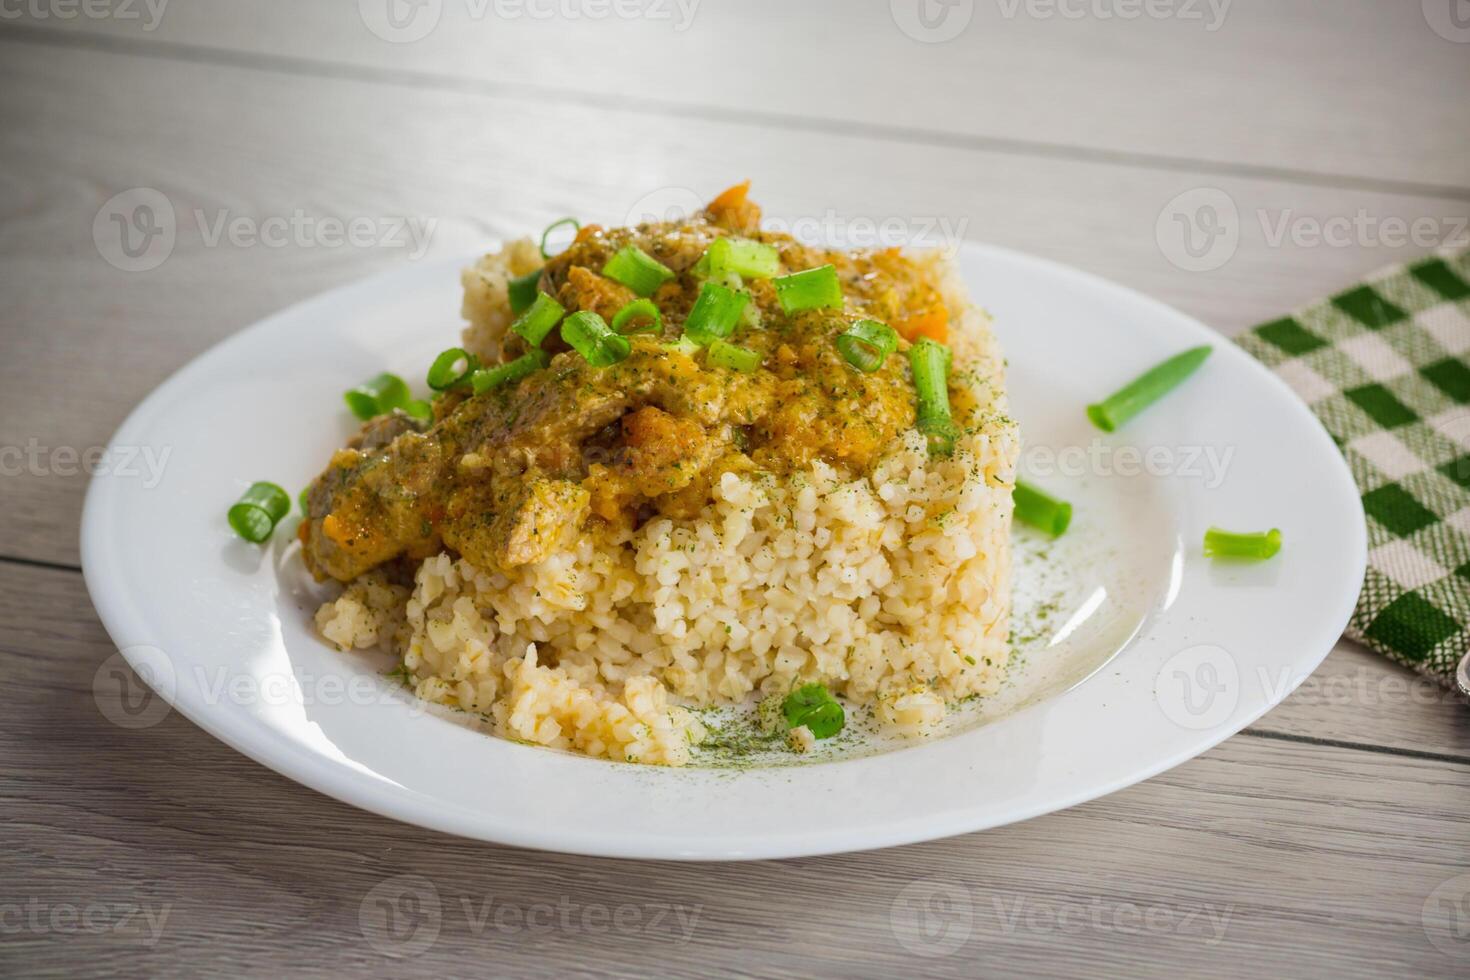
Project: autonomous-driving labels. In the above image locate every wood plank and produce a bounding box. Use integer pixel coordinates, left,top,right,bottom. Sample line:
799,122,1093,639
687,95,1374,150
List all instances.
0,561,1466,978
1260,640,1470,758
8,0,1470,191
1,40,1466,567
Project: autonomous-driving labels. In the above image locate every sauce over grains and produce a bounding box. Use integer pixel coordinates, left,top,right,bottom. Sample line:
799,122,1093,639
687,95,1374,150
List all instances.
300,191,958,583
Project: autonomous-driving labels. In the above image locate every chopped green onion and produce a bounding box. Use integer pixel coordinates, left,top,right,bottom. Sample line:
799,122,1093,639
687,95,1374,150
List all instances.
426,347,479,391
1014,480,1072,536
909,338,957,456
1087,345,1213,432
611,298,662,335
707,339,761,373
602,245,675,297
781,684,845,739
343,372,410,420
404,399,433,423
723,238,779,278
693,238,726,280
561,311,632,367
539,217,579,260
511,291,566,347
228,481,290,544
343,390,376,420
836,319,899,373
298,486,309,514
739,297,764,332
773,264,843,314
507,268,542,314
683,282,750,346
1204,526,1281,561
470,349,550,393
700,237,779,280
664,336,702,357
917,415,960,456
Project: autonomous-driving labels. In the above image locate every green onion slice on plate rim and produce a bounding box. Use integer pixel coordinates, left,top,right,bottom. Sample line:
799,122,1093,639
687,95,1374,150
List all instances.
1203,526,1281,560
1013,480,1072,536
228,481,290,544
1087,345,1212,432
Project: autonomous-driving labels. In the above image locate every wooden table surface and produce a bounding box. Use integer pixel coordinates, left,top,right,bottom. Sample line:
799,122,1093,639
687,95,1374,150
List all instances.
3,2,1468,976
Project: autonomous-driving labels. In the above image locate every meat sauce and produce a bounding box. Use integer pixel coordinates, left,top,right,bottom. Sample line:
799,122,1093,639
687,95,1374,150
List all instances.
300,190,954,583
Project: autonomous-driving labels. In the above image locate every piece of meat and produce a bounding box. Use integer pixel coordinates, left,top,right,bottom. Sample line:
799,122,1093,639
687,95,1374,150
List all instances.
299,434,445,582
348,410,426,452
441,477,589,569
619,406,712,497
302,351,642,581
585,406,722,522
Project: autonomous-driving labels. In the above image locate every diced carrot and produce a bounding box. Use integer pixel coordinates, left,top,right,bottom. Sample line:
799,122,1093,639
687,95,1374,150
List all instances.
322,513,351,546
707,181,751,215
897,304,949,344
573,223,602,245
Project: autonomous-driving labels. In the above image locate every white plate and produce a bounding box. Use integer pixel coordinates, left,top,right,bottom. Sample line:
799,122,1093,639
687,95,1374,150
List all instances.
81,242,1365,860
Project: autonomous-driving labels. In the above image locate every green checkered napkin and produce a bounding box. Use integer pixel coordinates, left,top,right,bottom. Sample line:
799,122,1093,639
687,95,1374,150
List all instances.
1237,249,1470,689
